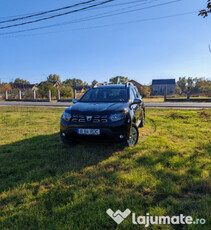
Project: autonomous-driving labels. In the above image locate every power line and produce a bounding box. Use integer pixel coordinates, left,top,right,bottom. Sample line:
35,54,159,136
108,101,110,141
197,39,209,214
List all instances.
79,0,182,22
33,0,163,31
0,0,98,24
0,0,181,35
0,0,115,30
0,0,149,20
69,0,163,23
0,12,43,20
0,11,197,39
88,0,148,10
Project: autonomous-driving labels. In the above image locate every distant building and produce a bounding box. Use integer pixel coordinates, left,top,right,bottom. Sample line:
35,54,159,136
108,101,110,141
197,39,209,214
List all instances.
13,83,38,91
151,79,175,95
73,86,91,93
38,81,60,88
73,86,91,99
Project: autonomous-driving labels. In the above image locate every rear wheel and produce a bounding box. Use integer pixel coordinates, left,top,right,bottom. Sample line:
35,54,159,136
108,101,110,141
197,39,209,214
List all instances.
121,124,139,147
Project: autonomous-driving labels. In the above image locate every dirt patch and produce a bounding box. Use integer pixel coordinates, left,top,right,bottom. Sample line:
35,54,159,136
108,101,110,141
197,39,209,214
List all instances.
168,113,190,119
199,111,211,119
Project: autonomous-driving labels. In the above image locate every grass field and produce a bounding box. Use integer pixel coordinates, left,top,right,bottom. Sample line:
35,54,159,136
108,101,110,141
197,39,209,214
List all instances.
143,98,164,103
143,97,210,103
0,107,210,230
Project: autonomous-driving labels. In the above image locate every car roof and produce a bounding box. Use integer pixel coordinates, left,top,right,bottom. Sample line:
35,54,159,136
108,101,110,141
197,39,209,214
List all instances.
96,84,134,89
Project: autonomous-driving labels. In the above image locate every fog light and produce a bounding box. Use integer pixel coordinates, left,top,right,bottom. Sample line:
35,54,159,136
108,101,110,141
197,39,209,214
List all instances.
120,135,124,139
62,132,66,137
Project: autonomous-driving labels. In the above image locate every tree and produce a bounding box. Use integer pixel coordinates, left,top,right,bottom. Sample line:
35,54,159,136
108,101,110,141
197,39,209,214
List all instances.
175,77,211,96
13,78,30,86
199,0,211,17
0,83,12,94
83,81,89,86
62,78,84,87
140,85,151,98
187,77,195,93
193,78,211,94
91,80,98,87
109,76,128,84
47,74,61,83
187,77,194,87
60,85,73,98
175,85,182,95
38,82,57,98
177,77,187,94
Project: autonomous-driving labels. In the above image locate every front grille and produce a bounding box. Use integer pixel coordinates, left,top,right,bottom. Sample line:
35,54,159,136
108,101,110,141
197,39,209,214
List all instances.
71,114,108,123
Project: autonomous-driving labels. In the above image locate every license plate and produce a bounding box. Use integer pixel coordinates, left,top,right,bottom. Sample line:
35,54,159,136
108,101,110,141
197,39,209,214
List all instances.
77,128,100,136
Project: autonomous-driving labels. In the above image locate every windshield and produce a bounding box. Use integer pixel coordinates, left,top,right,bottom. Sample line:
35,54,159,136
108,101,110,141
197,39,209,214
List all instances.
80,88,129,102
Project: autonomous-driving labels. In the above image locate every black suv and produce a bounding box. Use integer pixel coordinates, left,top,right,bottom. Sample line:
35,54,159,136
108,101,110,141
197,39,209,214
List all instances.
60,83,145,147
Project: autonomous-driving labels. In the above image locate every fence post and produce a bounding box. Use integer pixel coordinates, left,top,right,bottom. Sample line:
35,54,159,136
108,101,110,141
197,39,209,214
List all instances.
18,90,22,100
48,90,51,102
5,90,8,100
57,89,60,101
73,89,77,99
33,90,36,100
164,87,167,102
187,88,190,100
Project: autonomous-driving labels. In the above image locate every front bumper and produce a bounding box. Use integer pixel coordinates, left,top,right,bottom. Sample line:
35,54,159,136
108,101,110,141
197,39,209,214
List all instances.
60,119,131,142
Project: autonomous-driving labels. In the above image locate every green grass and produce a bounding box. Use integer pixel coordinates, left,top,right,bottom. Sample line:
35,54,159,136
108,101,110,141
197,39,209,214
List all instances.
0,107,210,230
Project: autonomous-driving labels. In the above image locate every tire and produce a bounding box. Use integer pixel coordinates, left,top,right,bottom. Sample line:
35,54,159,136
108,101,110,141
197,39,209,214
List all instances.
121,124,139,147
139,111,145,127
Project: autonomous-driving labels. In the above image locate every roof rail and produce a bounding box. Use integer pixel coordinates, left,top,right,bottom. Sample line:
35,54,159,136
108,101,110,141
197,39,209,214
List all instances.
125,82,134,87
93,82,108,88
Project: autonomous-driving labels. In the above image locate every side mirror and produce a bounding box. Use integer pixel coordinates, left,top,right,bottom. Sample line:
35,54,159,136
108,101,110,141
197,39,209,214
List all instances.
72,98,79,104
129,98,142,108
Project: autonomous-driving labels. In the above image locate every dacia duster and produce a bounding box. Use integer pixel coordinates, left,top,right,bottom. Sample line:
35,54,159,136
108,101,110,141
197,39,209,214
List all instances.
60,82,145,147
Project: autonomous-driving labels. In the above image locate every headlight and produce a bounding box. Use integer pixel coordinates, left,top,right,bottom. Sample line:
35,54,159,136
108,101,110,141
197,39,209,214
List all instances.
109,112,127,122
61,111,72,121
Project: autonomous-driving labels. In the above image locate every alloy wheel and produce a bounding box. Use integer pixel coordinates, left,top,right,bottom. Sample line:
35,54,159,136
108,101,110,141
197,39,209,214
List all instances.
129,126,138,146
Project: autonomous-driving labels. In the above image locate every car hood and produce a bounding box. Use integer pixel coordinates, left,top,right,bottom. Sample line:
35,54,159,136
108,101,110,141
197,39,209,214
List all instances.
67,102,129,114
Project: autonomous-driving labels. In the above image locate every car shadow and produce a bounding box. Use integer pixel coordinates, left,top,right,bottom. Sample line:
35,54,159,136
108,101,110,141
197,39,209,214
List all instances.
0,132,122,193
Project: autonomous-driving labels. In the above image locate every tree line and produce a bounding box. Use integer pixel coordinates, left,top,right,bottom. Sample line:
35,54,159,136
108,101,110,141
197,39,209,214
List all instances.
0,75,210,98
176,77,211,95
0,75,129,98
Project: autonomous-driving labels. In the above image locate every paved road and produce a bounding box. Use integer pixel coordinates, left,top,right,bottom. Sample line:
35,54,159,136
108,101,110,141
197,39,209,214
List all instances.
0,101,211,108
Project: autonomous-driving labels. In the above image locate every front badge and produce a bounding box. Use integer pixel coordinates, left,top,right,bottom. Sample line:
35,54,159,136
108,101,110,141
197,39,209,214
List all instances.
86,116,92,121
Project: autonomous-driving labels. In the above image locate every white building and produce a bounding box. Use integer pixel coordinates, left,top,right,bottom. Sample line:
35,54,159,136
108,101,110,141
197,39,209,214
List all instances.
151,79,175,95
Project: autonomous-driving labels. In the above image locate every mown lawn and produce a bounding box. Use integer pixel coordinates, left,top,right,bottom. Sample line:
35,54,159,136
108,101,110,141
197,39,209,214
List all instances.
0,107,210,230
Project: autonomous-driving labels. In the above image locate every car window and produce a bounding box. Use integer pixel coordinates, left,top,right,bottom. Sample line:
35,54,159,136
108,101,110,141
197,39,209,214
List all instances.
80,88,129,102
134,87,140,98
130,88,136,101
132,88,138,99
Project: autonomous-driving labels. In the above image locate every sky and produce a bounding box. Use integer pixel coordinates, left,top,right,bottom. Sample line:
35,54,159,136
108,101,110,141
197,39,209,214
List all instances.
0,0,210,85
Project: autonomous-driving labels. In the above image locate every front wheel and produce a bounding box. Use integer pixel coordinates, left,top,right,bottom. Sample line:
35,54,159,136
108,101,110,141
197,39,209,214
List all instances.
121,124,139,147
